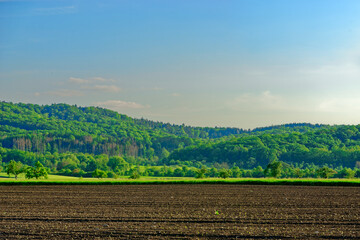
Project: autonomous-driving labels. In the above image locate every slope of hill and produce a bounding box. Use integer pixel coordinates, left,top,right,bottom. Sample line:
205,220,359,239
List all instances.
0,101,191,158
1,101,356,170
0,101,327,156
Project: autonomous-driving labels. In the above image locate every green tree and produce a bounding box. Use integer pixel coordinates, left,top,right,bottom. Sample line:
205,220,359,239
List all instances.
293,168,304,178
208,167,218,177
195,167,207,179
219,168,230,179
25,161,48,179
6,160,25,179
173,167,185,177
355,169,360,178
252,166,264,178
108,156,129,173
316,166,336,179
265,161,282,178
161,148,170,159
231,166,242,178
337,168,355,179
129,170,141,179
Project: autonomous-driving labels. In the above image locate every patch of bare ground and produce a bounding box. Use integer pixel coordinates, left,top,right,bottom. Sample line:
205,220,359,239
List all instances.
0,185,359,239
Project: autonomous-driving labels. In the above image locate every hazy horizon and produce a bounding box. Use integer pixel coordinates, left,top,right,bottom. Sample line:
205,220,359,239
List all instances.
1,0,360,128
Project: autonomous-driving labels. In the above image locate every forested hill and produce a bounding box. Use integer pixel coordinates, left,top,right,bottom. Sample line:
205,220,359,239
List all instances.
0,101,186,159
165,125,360,169
0,101,352,169
0,101,326,142
134,119,328,138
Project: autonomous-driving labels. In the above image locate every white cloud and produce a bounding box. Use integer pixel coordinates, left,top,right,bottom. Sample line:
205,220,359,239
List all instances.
69,77,90,84
46,89,84,97
228,91,289,112
68,76,116,85
68,77,120,92
302,63,360,76
318,97,360,113
171,93,181,97
34,92,40,97
293,50,360,91
84,85,121,92
92,77,115,82
95,100,148,110
226,90,360,126
299,61,360,86
92,77,106,82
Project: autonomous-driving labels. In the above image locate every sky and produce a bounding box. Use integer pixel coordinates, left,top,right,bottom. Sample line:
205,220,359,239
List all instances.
1,0,360,129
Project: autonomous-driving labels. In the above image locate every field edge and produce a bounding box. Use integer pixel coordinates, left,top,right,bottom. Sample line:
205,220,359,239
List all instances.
0,178,359,186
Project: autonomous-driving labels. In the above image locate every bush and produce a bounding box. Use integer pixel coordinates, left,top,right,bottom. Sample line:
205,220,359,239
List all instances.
219,169,230,179
107,171,118,179
92,169,107,178
195,167,207,179
316,166,336,179
129,171,141,179
336,168,355,179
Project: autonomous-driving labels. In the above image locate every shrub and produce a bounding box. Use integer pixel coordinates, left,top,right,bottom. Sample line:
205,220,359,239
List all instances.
316,166,336,179
107,171,118,179
92,169,108,178
195,167,207,179
129,171,141,179
219,169,230,179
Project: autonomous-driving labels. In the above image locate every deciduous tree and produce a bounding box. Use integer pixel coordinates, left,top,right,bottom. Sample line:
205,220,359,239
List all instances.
25,161,48,179
6,160,25,179
265,161,282,178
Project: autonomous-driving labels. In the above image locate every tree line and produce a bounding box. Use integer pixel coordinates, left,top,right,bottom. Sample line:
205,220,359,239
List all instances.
1,147,360,179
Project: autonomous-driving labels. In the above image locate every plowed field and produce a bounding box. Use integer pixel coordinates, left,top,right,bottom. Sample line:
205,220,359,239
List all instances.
0,185,359,239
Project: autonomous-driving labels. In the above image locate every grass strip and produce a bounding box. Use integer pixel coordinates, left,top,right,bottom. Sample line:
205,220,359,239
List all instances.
0,178,359,186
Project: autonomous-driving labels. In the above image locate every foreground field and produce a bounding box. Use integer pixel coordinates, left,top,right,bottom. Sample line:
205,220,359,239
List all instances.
0,185,359,239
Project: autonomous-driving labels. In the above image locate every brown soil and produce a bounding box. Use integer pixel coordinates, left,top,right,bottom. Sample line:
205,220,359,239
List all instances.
0,185,359,239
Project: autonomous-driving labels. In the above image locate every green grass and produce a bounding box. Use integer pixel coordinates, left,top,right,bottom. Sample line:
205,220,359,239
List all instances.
0,172,196,182
0,172,80,181
0,172,359,186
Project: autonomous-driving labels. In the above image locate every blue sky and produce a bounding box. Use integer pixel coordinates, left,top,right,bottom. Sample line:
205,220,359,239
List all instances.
1,0,360,128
